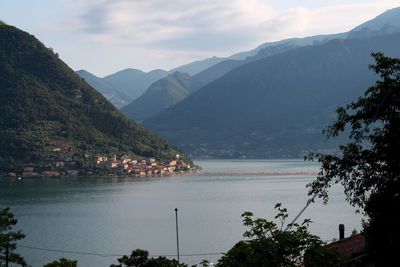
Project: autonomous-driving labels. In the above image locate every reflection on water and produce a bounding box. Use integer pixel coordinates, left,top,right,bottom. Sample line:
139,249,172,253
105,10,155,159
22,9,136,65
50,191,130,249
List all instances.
0,159,361,267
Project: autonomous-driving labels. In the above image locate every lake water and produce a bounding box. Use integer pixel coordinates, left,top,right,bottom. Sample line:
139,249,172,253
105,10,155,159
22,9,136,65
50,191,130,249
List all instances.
0,159,362,266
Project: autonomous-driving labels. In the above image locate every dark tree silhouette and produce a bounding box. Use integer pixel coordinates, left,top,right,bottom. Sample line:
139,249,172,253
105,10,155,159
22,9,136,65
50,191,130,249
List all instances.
110,249,187,267
0,207,26,266
307,53,400,266
43,258,77,267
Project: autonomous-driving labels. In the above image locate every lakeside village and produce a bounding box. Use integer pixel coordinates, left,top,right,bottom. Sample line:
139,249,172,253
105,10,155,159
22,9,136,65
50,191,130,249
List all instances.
4,144,197,178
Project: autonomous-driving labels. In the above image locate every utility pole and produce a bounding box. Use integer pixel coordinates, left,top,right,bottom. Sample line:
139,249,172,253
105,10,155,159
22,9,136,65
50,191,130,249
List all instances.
5,242,9,267
175,208,180,265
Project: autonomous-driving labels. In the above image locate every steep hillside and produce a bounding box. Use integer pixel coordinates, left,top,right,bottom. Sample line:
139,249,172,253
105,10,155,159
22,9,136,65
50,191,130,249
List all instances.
76,69,131,108
121,72,200,122
104,68,168,100
0,25,186,172
144,34,400,158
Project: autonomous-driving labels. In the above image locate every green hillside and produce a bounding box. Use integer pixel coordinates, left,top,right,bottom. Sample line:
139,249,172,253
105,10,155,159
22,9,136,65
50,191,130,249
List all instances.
0,25,186,173
121,72,200,122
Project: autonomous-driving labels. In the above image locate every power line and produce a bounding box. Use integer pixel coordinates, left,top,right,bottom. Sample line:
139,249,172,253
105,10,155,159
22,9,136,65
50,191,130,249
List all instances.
284,192,318,231
151,252,224,257
18,244,224,258
18,245,121,258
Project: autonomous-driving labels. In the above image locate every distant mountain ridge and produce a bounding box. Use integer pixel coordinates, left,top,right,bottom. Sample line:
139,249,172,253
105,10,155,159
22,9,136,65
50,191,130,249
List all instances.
121,72,201,122
122,7,400,123
103,68,168,101
76,69,131,108
192,7,400,89
121,34,365,120
144,33,400,158
169,56,225,75
122,31,345,120
80,57,227,109
82,8,400,114
0,24,186,172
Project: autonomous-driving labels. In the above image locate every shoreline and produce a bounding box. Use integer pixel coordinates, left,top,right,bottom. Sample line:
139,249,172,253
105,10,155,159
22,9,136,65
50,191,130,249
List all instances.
0,169,200,180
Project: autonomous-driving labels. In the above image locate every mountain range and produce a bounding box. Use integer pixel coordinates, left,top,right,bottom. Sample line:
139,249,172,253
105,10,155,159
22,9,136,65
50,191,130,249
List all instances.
142,18,400,158
6,7,397,161
0,23,186,172
120,7,400,124
145,34,400,158
119,32,341,121
76,56,225,108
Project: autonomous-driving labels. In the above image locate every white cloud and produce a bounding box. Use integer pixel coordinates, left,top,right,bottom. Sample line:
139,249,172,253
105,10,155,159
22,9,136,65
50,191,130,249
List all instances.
70,0,399,47
74,0,272,49
47,0,400,74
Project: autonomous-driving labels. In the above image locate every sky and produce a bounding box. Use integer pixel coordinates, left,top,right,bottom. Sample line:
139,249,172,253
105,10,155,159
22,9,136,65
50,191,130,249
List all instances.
1,0,399,76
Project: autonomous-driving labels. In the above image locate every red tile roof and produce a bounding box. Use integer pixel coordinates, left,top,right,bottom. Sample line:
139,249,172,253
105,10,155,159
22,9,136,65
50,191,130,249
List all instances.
326,234,365,258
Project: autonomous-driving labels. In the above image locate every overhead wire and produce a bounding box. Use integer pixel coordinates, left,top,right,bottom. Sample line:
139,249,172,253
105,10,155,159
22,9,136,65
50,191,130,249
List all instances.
18,244,224,258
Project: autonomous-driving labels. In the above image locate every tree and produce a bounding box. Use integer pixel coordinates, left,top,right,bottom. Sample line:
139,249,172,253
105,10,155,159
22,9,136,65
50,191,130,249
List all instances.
0,207,26,266
306,53,400,266
199,259,210,267
110,249,187,267
43,258,77,267
216,203,340,267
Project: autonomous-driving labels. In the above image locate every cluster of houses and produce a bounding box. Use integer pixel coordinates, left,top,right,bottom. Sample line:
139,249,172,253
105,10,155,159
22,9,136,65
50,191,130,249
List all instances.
10,154,193,178
94,154,191,176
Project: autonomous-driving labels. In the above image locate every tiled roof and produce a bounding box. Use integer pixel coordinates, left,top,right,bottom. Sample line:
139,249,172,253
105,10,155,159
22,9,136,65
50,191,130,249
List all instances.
326,234,365,258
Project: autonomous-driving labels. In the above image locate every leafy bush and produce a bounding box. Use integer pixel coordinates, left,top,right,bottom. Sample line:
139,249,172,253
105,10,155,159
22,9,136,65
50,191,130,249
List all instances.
216,204,341,267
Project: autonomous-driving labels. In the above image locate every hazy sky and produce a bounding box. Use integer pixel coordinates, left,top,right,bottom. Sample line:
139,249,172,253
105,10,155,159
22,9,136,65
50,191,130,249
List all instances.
1,0,399,76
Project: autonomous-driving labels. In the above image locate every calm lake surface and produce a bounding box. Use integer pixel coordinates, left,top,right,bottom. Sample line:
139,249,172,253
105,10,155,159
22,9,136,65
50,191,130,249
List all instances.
0,159,362,266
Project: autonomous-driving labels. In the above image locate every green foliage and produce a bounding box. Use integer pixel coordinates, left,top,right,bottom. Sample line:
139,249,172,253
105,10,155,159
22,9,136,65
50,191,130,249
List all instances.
199,259,210,267
110,249,187,267
307,53,400,265
0,25,191,173
0,207,26,266
303,242,343,267
43,258,77,267
216,204,340,267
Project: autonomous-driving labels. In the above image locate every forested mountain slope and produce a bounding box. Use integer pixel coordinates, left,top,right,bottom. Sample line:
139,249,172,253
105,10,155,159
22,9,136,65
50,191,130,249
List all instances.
0,24,185,171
